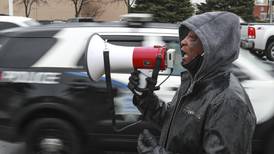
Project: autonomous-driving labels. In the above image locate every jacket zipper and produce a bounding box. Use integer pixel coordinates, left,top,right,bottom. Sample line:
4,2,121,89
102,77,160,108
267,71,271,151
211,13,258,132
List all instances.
163,82,194,148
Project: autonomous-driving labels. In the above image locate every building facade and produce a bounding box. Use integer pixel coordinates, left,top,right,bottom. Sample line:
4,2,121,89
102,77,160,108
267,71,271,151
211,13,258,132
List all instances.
0,0,127,21
253,0,271,20
2,0,263,22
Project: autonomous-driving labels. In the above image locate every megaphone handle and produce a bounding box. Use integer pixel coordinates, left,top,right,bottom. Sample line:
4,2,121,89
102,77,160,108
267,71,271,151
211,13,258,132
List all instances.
103,51,113,99
103,50,143,133
142,55,162,120
147,55,162,93
103,51,118,132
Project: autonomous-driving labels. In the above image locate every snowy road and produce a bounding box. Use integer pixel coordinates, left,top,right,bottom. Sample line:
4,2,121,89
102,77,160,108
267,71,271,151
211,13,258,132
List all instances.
0,141,25,154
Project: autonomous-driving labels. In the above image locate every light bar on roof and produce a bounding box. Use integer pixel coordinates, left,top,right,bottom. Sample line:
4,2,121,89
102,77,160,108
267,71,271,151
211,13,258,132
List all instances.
120,13,153,22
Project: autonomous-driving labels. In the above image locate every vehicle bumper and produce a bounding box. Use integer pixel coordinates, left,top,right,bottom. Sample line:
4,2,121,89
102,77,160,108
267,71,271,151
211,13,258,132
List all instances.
240,39,254,49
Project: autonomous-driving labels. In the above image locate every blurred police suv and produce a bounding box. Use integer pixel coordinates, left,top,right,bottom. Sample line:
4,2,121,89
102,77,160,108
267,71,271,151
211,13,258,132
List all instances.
0,15,40,31
0,14,273,154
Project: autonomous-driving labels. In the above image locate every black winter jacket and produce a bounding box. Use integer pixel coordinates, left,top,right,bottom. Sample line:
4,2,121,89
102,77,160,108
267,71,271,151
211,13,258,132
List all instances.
135,12,257,154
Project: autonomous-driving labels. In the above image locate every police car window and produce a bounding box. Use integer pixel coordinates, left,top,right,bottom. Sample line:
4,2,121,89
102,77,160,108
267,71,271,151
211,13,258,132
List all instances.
0,22,18,31
231,64,251,82
0,36,8,50
0,37,57,68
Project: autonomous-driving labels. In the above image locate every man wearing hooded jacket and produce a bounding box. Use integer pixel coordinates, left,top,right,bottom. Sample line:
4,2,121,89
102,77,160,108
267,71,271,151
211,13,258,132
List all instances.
128,11,256,154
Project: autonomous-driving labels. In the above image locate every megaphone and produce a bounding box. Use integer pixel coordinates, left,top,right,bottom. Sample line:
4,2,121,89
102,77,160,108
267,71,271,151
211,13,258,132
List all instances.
85,33,175,84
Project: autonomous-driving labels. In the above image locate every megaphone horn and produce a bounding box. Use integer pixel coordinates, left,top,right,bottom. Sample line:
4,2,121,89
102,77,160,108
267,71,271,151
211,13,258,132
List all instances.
86,33,174,81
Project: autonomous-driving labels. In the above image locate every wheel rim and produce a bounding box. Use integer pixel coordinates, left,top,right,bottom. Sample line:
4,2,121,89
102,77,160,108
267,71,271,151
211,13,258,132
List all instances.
271,46,274,59
40,138,64,153
32,128,73,154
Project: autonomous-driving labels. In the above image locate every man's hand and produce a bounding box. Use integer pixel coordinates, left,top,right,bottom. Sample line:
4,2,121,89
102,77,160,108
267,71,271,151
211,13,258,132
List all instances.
128,69,142,96
128,70,160,115
137,129,158,154
128,70,158,96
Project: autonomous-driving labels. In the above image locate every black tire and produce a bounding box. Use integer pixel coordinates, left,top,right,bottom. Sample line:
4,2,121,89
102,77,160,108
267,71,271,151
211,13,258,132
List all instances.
25,118,83,154
250,50,265,59
266,42,274,61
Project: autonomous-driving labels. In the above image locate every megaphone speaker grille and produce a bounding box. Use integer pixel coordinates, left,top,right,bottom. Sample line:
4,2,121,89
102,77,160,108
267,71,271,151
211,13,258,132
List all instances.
86,34,135,81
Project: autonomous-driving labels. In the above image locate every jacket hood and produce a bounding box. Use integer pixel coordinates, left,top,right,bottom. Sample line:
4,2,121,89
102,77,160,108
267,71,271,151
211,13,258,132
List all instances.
179,11,240,81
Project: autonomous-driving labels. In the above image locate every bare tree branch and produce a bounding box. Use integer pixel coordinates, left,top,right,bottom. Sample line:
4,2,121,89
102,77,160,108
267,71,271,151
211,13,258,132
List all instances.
15,0,47,17
68,0,91,17
108,0,136,12
81,1,104,18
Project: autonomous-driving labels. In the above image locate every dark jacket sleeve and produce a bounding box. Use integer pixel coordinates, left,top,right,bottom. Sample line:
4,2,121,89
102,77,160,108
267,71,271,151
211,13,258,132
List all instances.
133,87,181,127
135,79,186,128
133,93,168,127
202,97,256,154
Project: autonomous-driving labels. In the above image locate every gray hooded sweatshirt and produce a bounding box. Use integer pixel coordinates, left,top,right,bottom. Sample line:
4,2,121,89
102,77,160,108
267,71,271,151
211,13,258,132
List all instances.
135,12,256,154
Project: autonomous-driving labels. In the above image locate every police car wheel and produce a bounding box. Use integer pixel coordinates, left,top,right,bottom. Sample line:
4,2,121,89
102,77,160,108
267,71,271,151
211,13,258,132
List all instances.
25,118,83,154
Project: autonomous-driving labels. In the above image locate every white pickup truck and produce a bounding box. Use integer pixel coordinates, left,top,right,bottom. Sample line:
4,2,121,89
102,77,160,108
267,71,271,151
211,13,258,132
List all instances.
241,23,274,61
